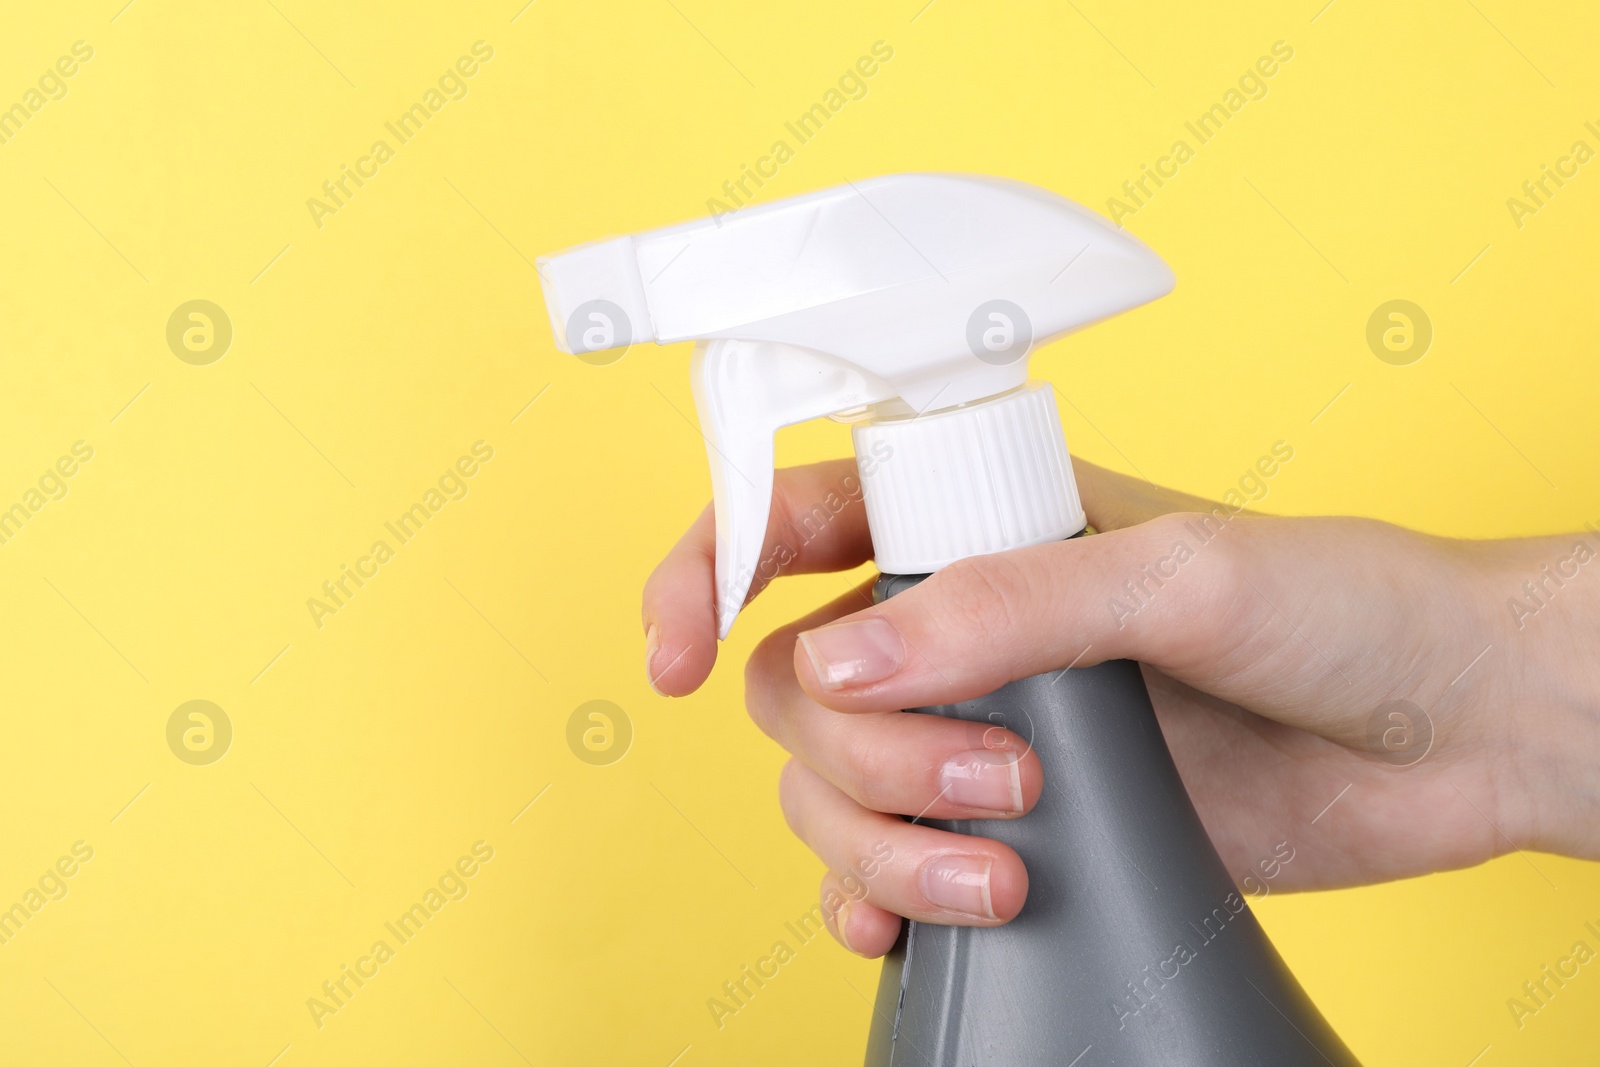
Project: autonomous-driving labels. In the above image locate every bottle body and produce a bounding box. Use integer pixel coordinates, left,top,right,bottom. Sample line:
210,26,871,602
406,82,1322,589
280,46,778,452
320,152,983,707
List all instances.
864,572,1360,1067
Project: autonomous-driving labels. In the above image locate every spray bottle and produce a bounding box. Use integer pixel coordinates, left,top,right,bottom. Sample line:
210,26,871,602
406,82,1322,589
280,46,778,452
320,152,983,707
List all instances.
538,174,1360,1066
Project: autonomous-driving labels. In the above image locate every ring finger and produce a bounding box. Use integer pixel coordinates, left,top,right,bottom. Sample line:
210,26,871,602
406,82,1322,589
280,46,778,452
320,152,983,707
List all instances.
778,760,1029,935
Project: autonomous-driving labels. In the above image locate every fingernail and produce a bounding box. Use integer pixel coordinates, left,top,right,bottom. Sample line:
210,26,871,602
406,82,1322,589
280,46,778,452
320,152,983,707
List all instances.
830,897,859,954
939,750,1023,814
644,624,664,695
797,617,905,690
920,855,996,920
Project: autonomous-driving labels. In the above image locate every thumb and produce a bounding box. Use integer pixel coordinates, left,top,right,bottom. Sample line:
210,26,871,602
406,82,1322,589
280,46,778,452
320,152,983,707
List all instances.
792,511,1245,712
789,505,1472,748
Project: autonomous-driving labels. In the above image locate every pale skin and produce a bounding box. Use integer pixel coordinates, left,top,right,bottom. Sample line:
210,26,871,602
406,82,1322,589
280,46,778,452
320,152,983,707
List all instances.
642,457,1600,958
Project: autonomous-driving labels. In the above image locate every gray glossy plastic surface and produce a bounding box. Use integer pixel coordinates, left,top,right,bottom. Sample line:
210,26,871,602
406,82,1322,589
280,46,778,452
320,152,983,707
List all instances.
864,572,1360,1067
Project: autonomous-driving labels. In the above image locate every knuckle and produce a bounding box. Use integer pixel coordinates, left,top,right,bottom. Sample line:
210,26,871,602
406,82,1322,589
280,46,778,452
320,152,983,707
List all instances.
840,730,895,812
1136,510,1247,621
1180,513,1251,613
928,554,1031,640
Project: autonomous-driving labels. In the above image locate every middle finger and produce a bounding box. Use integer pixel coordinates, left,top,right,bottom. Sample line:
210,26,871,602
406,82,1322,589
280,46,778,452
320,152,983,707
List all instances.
747,585,1044,821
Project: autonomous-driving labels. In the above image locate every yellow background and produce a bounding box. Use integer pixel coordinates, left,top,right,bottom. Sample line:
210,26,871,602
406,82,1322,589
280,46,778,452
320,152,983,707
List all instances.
1,0,1597,1063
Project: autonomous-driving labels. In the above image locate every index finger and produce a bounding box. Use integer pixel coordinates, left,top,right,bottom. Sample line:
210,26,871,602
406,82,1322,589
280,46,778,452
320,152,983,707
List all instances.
642,457,874,696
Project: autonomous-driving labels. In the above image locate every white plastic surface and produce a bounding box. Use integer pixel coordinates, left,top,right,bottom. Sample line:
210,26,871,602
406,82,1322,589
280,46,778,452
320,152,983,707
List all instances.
854,384,1085,575
692,339,894,638
537,174,1174,637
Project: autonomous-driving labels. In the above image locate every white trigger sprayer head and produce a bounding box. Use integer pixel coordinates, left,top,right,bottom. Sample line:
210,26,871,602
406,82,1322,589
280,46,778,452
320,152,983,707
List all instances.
538,174,1174,640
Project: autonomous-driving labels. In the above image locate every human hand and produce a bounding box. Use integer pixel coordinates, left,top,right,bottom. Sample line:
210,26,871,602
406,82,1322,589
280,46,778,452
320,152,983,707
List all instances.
642,456,1600,957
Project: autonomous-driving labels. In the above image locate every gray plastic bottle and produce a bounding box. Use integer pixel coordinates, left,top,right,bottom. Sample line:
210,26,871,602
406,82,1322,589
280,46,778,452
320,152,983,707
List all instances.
864,569,1361,1067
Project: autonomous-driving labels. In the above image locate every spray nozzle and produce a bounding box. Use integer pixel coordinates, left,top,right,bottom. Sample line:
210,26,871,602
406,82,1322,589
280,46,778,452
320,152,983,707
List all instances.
538,173,1174,638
